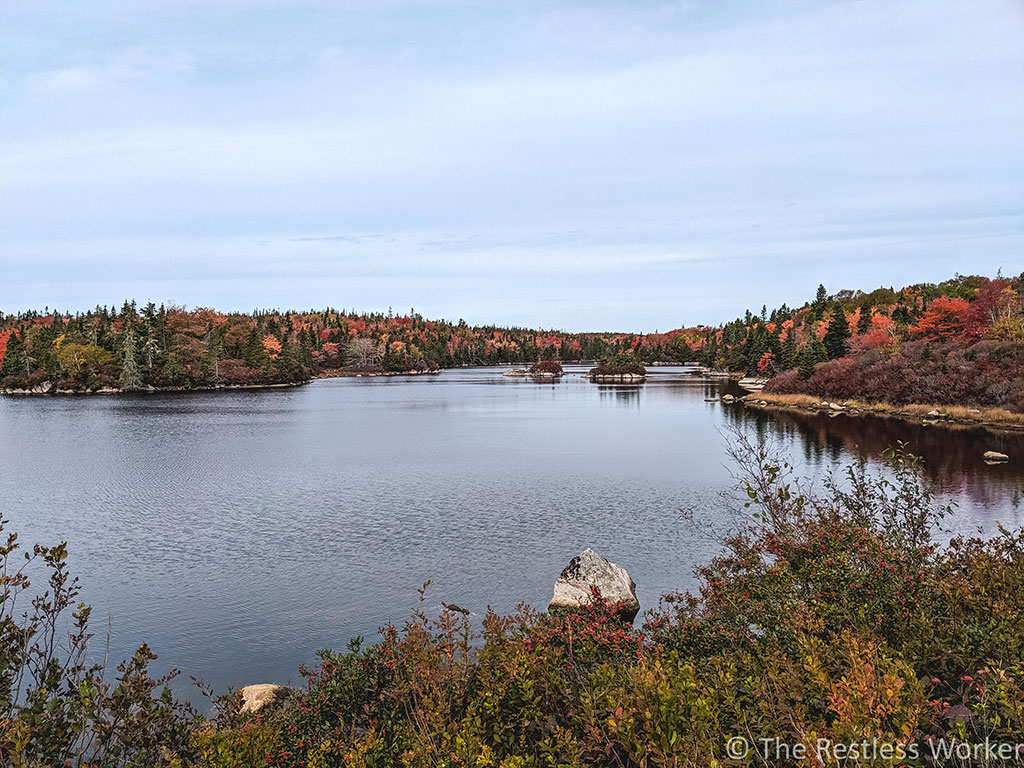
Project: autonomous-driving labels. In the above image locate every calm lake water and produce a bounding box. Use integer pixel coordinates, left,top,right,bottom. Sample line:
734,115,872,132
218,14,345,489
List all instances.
2,365,1023,694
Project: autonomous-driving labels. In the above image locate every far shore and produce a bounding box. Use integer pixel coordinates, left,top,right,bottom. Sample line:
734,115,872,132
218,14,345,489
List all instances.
315,368,441,379
0,380,313,396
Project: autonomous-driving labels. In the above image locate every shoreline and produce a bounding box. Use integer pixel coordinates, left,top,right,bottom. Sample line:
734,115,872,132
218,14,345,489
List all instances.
0,380,312,396
315,368,441,379
739,391,1024,432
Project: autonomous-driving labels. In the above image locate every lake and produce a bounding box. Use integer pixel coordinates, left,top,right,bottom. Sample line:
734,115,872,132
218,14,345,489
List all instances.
2,365,1022,694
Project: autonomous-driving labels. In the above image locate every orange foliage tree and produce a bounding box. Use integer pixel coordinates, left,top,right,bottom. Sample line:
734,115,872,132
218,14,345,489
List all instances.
910,296,971,340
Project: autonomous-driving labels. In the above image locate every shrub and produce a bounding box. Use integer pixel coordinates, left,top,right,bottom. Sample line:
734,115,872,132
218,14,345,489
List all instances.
588,353,646,377
0,517,207,767
529,360,563,375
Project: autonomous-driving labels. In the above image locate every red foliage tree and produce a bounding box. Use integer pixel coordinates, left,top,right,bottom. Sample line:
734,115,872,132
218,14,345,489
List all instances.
756,351,775,375
910,296,970,340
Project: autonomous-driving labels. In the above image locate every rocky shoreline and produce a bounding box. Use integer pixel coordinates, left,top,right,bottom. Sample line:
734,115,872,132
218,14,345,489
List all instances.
735,392,1024,433
586,372,646,382
316,368,441,379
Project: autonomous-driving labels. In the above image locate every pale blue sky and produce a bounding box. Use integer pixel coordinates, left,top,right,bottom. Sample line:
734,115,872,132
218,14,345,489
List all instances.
1,0,1022,331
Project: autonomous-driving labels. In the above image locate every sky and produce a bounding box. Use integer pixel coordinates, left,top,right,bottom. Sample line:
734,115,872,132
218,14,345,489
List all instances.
1,0,1022,332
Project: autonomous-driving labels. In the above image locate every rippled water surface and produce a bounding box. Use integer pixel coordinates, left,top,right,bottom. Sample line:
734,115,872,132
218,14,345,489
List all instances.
2,366,1023,692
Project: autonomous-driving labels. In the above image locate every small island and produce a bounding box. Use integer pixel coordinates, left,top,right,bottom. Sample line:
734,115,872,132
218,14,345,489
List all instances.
586,353,647,383
528,359,564,378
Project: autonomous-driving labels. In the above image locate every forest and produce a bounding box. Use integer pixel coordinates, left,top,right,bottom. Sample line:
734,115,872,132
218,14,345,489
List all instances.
2,273,1022,410
696,273,1024,411
0,304,701,393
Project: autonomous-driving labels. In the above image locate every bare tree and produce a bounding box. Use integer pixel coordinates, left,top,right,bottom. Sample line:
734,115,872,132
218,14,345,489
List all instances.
345,337,382,369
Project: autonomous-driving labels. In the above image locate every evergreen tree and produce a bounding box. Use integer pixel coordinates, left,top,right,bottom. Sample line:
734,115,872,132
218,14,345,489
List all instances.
891,305,913,325
779,327,798,370
208,326,225,384
118,327,143,390
823,305,850,360
243,327,269,369
1,332,27,379
142,334,160,370
797,339,827,379
857,299,872,334
812,284,829,320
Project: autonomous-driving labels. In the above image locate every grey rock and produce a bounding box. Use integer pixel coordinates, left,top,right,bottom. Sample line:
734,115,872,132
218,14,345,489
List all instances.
549,548,639,623
983,451,1009,462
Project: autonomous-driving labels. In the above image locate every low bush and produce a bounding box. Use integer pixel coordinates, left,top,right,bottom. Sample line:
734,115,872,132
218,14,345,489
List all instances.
767,337,1024,411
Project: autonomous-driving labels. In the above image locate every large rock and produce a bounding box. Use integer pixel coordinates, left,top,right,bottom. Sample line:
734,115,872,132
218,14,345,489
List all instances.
983,451,1009,463
549,549,640,623
239,683,289,713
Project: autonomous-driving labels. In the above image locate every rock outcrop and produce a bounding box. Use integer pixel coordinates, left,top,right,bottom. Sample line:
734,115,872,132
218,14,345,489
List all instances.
589,372,645,383
239,683,289,713
549,548,640,623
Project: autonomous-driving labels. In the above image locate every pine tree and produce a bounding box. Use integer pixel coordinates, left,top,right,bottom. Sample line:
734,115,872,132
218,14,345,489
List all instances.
823,305,850,360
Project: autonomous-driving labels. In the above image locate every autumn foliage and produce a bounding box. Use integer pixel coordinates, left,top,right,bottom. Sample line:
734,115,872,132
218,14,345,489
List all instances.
0,303,696,392
692,274,1024,411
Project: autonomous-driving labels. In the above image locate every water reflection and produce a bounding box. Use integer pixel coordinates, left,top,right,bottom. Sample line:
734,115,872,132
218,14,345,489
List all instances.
595,384,642,406
720,398,1024,517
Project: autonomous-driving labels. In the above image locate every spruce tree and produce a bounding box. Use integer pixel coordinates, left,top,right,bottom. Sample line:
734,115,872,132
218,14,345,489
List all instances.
823,305,850,360
243,327,269,369
1,332,26,379
857,299,872,334
797,339,827,379
780,327,798,370
812,284,829,320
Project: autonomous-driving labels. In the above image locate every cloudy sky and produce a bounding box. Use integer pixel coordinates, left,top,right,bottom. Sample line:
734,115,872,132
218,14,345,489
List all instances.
1,0,1022,331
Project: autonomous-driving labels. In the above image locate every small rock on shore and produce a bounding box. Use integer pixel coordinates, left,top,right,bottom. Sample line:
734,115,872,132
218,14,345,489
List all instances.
239,684,289,713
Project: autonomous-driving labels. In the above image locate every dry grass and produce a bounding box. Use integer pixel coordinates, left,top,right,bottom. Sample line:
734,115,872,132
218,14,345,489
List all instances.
747,392,1024,429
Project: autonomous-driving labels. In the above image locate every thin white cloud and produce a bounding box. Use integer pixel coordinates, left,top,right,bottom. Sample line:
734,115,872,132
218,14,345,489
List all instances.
1,0,1022,327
